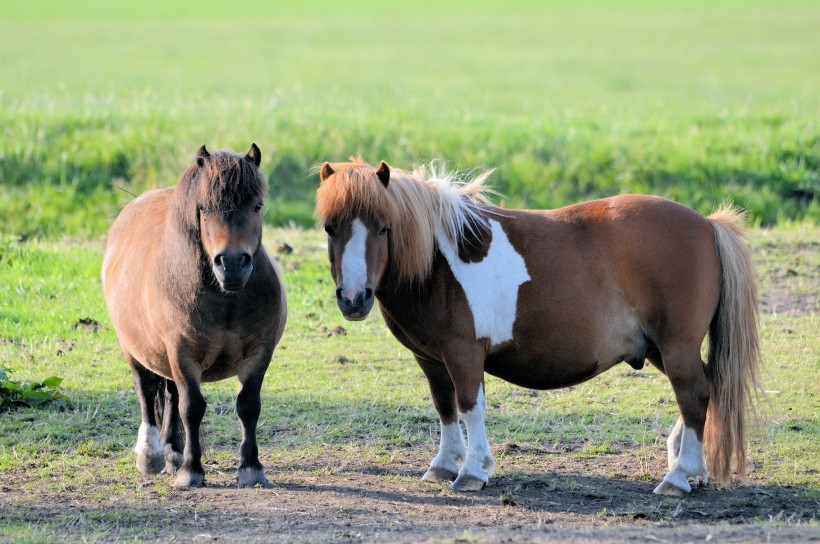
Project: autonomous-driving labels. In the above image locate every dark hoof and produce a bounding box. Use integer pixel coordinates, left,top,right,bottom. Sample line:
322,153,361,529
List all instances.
452,473,487,492
136,453,165,475
173,469,205,488
653,479,689,496
238,467,269,488
422,466,458,483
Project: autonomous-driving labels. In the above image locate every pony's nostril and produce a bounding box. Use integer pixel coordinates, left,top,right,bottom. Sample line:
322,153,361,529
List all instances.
365,288,374,300
214,254,225,270
241,252,252,269
336,288,343,300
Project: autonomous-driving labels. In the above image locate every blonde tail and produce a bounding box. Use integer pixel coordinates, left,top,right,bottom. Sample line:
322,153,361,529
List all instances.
705,206,762,485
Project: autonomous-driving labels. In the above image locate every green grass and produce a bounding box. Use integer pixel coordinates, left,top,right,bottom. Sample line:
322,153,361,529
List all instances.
1,0,819,237
0,227,817,492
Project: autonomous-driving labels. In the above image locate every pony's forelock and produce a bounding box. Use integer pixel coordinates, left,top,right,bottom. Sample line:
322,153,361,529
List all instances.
315,160,496,283
175,149,267,236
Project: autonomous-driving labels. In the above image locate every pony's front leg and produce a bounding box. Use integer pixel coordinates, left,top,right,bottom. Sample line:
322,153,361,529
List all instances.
416,356,465,483
453,382,495,492
235,353,273,487
170,359,207,488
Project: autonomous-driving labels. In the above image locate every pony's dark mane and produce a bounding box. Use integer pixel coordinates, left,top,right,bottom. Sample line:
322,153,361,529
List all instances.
175,150,268,237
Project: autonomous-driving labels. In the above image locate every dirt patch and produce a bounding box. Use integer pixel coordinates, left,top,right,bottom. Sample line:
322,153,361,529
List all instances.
755,239,819,317
71,317,102,333
1,447,816,542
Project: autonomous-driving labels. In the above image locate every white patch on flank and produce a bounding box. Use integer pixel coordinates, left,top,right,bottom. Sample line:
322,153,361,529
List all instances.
135,422,163,457
429,421,466,474
340,218,369,300
458,385,495,482
438,219,530,346
657,424,708,494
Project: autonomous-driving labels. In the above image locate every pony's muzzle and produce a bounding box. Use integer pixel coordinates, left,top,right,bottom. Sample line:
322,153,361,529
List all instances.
213,250,253,292
336,287,374,321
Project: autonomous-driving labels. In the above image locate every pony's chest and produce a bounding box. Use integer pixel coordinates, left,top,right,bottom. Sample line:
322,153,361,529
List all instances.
198,329,247,374
437,219,531,347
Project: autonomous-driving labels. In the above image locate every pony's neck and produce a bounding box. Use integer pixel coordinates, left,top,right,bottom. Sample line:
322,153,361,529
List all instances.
156,212,209,308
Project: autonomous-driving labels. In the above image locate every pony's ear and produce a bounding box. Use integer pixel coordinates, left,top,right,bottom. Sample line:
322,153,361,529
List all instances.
320,162,335,182
196,144,210,167
376,161,390,188
245,143,261,167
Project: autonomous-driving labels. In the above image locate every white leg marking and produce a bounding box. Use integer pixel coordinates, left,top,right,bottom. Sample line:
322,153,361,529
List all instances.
135,423,163,457
339,218,369,301
655,424,708,494
667,417,684,470
458,385,495,482
429,421,466,474
438,219,530,346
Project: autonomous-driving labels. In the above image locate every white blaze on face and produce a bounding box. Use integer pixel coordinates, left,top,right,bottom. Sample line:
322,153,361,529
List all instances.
438,219,531,346
339,218,369,300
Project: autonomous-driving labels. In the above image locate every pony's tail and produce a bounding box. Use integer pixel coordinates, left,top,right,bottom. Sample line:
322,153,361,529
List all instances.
705,205,762,486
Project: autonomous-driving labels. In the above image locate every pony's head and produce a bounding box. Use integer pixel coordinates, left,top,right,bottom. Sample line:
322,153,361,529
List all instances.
315,159,493,320
176,144,268,293
316,160,394,319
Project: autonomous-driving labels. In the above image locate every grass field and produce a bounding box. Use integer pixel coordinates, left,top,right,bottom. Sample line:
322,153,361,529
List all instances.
1,0,818,238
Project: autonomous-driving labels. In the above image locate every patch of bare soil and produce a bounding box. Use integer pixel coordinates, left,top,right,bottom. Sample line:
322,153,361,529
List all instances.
1,448,817,543
756,239,819,317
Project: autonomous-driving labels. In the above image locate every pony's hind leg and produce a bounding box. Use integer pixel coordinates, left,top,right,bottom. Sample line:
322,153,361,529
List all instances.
416,356,466,483
646,350,685,470
235,360,271,488
127,357,165,474
160,379,184,474
654,345,710,496
666,417,684,471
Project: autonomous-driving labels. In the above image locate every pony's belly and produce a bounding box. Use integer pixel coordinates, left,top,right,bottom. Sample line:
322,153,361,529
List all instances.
485,355,601,389
484,333,645,390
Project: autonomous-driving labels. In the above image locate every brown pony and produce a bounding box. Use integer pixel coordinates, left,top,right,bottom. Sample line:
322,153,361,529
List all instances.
315,159,761,496
103,144,287,487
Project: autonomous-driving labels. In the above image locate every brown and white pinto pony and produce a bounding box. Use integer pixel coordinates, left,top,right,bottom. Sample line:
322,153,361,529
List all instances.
103,144,287,487
315,159,761,496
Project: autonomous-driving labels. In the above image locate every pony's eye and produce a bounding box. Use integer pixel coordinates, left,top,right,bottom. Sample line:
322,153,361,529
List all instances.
378,225,390,236
324,225,335,237
254,203,263,213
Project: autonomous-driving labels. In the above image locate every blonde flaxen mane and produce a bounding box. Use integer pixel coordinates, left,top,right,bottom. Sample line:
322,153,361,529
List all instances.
315,159,496,284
